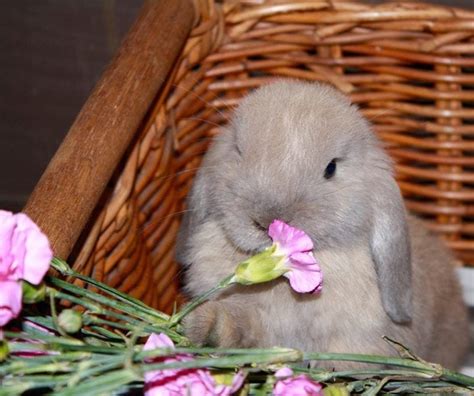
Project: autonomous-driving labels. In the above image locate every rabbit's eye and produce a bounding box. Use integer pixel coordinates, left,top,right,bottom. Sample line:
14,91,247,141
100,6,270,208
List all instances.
324,159,337,179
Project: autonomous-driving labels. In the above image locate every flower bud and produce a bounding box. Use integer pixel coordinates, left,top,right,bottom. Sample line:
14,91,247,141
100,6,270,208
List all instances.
233,245,287,285
58,309,82,334
22,281,46,304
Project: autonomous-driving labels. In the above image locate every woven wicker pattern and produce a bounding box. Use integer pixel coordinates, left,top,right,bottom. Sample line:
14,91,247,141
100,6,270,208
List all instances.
71,0,474,311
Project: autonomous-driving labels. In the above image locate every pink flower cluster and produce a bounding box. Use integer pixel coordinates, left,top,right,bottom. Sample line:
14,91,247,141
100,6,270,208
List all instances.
144,334,324,396
0,211,52,327
144,333,244,396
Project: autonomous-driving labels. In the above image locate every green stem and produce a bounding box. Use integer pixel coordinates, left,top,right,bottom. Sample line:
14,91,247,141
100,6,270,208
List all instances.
384,380,468,391
170,274,235,325
294,367,431,380
3,330,81,345
0,384,31,396
175,346,298,355
48,277,166,324
81,326,124,342
50,290,104,313
53,368,139,396
23,315,55,333
441,368,474,387
2,357,128,394
2,374,71,389
138,349,303,371
51,258,169,321
303,352,474,387
6,361,76,375
83,315,185,344
48,290,68,337
303,352,432,370
56,359,125,391
50,288,173,338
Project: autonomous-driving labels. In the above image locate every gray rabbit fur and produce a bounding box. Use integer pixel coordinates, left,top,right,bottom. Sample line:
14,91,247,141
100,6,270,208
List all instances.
176,80,470,369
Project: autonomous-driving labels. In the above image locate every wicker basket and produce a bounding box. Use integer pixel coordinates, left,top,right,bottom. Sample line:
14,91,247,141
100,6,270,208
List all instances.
25,0,474,312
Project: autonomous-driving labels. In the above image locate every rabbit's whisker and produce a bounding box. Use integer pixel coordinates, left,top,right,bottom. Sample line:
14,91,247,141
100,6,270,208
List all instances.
182,117,225,130
172,82,232,122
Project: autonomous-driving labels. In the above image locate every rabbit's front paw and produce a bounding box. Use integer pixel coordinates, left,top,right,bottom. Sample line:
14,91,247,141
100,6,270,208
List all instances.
182,301,241,347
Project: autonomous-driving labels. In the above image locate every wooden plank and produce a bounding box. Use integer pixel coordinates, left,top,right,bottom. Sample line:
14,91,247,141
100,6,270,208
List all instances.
24,0,195,258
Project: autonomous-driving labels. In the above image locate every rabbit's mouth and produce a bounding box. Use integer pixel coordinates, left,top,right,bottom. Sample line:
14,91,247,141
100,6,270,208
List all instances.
220,216,272,255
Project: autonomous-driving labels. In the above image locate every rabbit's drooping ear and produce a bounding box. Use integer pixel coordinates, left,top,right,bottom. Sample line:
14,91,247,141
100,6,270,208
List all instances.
369,176,413,324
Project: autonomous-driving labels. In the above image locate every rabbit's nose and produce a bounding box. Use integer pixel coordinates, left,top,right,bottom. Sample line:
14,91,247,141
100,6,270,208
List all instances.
255,210,291,231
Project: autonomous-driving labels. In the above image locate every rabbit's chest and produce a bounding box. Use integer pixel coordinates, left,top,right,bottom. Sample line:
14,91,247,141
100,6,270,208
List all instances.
254,246,387,350
316,246,385,317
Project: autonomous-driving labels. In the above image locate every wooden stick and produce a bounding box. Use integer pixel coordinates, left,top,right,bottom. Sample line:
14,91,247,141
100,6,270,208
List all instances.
24,0,195,258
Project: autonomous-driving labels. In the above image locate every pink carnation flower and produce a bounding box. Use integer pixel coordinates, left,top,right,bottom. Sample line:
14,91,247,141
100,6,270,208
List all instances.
273,367,323,396
269,220,323,294
233,220,322,294
144,333,243,396
0,210,52,326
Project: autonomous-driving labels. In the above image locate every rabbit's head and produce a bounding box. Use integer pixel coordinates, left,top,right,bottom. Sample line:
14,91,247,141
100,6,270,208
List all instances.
184,80,412,323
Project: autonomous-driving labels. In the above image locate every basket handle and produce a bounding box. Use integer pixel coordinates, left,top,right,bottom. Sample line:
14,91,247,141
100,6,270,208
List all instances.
24,0,195,258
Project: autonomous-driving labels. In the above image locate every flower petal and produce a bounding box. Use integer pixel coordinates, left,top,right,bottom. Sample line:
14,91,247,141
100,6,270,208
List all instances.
289,252,318,266
268,220,313,255
144,332,175,351
13,214,52,285
213,370,246,395
229,371,245,394
143,386,172,396
274,374,323,396
275,367,294,378
0,280,22,326
0,211,15,279
145,366,215,396
284,254,323,294
143,333,217,396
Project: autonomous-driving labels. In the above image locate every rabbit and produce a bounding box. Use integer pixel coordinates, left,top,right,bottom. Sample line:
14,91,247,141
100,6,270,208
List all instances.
175,80,470,370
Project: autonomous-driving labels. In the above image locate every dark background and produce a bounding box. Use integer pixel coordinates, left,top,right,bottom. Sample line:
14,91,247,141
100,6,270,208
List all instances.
0,0,143,211
0,0,473,211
